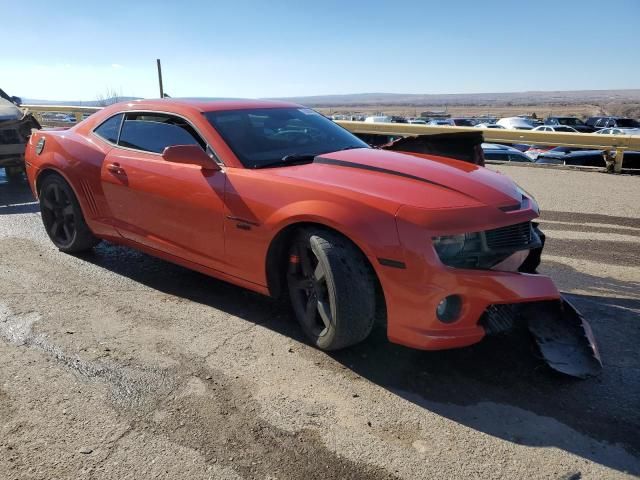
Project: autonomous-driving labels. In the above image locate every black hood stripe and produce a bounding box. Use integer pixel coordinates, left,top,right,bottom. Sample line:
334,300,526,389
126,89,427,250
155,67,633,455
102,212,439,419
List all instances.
314,156,458,193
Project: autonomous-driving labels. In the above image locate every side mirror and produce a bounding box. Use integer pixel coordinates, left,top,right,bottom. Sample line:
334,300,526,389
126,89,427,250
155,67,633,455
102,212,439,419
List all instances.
162,144,220,171
10,96,22,106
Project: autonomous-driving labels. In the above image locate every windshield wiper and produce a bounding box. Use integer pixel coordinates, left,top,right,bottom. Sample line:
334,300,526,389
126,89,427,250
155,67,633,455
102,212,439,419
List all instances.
335,145,365,152
252,146,365,169
253,153,317,169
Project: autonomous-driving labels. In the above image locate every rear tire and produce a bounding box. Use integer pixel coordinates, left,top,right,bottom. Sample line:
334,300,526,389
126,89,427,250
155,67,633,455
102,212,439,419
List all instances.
287,228,376,350
39,174,100,253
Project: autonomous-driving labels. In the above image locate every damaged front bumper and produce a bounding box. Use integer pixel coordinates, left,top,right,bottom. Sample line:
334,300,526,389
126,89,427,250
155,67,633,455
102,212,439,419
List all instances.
0,112,41,168
382,221,602,379
482,298,602,378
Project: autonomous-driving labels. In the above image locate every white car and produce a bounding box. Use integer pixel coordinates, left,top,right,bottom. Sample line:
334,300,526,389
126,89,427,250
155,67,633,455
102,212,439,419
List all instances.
532,125,579,133
364,116,392,123
595,127,640,136
408,119,427,125
496,117,538,130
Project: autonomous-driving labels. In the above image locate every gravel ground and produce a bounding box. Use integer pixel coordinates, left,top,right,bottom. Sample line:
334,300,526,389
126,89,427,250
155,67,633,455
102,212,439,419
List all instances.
0,165,639,479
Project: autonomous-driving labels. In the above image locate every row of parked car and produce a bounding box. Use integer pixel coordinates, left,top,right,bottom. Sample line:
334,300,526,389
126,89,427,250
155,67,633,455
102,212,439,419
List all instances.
492,115,640,134
482,143,639,169
347,113,639,170
354,114,640,135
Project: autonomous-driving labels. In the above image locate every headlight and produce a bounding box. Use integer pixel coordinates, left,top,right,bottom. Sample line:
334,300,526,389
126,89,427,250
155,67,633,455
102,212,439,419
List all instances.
515,185,540,214
432,222,541,270
432,232,483,261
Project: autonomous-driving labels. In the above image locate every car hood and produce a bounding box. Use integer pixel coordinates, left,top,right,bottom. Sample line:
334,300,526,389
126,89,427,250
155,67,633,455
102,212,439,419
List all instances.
268,148,523,210
0,99,22,122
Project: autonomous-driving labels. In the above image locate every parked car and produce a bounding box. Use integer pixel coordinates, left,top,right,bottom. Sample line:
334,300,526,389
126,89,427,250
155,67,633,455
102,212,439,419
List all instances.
428,118,475,127
537,147,640,169
474,123,505,129
0,87,40,180
364,115,392,123
536,147,602,166
390,116,408,123
496,117,538,130
585,116,640,130
543,116,594,133
481,143,533,162
532,125,579,133
23,98,602,377
407,119,427,125
595,127,640,136
524,145,554,160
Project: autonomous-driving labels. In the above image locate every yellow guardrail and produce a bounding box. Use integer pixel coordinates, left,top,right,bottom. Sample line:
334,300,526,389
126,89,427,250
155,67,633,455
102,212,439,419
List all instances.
335,121,640,172
22,105,639,172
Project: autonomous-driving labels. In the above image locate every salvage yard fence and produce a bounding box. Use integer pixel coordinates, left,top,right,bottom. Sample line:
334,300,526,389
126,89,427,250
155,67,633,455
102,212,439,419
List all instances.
23,105,640,172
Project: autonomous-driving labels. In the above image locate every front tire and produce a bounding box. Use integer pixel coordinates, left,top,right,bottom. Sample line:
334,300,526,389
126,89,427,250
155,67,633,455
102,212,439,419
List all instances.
39,174,100,252
287,228,376,350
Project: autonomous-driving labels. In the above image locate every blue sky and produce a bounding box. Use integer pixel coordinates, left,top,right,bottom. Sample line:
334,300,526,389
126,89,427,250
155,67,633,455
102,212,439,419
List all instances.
3,0,639,101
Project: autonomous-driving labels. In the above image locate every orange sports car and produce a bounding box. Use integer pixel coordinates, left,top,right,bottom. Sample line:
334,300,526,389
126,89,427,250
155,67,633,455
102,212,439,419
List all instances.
25,99,601,377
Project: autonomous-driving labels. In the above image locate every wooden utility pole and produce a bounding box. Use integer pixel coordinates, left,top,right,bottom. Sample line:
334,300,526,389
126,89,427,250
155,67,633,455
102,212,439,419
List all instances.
156,59,164,98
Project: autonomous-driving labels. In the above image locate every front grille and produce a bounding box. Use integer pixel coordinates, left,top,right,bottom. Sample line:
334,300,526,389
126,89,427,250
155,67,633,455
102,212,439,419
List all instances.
480,304,518,335
485,222,532,250
0,128,21,144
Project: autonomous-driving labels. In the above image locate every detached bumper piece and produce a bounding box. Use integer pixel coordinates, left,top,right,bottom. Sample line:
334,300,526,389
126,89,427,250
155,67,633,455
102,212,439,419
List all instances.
480,298,602,379
525,298,602,379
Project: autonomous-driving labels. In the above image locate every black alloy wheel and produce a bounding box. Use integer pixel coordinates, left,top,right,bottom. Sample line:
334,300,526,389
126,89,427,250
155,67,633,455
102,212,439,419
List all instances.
287,228,377,350
39,174,99,252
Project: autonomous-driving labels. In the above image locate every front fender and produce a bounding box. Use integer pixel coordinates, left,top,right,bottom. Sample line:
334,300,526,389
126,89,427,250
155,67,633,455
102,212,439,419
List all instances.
264,199,403,264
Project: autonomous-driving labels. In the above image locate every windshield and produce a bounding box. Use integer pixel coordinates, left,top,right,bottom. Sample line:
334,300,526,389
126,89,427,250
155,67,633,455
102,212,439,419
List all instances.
205,107,368,168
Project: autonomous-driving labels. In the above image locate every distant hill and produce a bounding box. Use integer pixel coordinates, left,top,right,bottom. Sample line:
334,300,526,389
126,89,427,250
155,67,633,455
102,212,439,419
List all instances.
20,89,640,109
22,97,141,106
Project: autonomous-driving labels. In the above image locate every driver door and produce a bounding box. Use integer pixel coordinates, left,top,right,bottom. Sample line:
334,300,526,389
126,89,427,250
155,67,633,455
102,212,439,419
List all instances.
100,112,226,270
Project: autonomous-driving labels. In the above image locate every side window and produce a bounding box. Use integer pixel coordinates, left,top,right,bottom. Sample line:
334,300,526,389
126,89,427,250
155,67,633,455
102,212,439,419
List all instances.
118,112,206,154
509,154,528,162
483,152,505,161
94,113,124,143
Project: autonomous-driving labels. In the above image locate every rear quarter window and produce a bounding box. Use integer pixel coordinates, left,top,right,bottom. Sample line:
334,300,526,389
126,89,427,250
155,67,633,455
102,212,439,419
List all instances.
93,113,124,143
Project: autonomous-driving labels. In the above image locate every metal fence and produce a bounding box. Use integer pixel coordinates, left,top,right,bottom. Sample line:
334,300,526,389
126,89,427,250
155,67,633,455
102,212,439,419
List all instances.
22,105,640,172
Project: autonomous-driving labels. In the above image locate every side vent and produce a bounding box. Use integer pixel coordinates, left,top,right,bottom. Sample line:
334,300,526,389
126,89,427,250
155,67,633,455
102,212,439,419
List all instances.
79,180,99,217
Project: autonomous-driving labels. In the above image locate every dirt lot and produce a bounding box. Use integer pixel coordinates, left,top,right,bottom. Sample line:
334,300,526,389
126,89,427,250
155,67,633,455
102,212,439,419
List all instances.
0,165,639,479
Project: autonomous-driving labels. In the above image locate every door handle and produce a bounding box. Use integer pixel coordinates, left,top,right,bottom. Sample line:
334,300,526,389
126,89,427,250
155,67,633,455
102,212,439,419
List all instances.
107,162,124,174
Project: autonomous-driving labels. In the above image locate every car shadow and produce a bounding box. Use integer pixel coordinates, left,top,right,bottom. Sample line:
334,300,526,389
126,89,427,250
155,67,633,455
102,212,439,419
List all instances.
71,241,640,475
0,172,40,215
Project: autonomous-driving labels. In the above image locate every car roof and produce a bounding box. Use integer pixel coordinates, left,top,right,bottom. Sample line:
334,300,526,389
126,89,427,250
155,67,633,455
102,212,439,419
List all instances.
109,97,302,113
